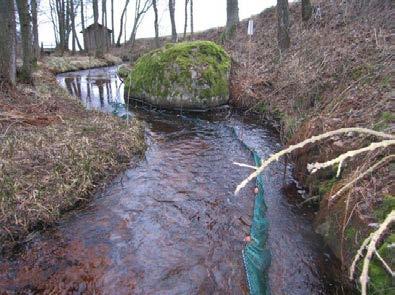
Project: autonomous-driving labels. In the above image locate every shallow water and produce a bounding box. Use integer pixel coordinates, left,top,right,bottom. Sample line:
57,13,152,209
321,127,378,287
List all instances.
0,66,343,294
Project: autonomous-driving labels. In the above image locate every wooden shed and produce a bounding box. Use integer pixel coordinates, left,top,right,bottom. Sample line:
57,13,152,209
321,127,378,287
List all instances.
81,24,112,53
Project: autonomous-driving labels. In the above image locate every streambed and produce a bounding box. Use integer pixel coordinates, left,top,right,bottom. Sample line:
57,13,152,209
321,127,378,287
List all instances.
0,66,341,294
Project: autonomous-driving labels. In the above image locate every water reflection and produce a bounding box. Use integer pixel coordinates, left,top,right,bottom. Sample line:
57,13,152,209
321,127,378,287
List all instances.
57,66,127,116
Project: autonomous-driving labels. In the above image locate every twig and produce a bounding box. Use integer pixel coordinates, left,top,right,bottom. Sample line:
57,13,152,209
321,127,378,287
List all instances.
360,210,395,295
298,195,320,206
374,250,394,277
0,121,21,139
350,234,372,280
329,155,394,203
307,140,395,174
234,128,394,195
233,162,258,170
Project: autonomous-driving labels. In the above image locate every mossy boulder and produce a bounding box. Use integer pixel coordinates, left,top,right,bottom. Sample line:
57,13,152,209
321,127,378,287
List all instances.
124,41,231,110
117,64,133,80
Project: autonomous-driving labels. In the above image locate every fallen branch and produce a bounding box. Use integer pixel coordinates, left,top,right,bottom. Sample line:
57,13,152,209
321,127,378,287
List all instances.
329,155,394,203
360,210,395,295
234,128,394,195
307,140,395,174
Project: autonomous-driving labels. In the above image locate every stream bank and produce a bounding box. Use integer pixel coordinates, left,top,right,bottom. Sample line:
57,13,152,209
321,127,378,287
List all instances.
0,66,351,294
0,64,145,252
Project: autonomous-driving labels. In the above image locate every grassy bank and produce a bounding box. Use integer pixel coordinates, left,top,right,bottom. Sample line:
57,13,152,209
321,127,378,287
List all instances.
0,63,146,251
42,53,122,74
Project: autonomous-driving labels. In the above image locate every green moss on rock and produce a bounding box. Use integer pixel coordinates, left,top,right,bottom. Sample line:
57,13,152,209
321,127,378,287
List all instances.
124,41,231,110
117,64,133,80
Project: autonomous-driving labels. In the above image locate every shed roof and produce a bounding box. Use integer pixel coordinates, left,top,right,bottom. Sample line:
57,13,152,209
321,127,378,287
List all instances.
81,23,113,33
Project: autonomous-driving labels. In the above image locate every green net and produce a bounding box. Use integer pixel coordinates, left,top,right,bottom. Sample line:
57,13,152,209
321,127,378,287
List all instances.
242,151,271,294
230,126,271,295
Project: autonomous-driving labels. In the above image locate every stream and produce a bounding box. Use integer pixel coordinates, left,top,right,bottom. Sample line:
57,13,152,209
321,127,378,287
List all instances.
0,66,343,294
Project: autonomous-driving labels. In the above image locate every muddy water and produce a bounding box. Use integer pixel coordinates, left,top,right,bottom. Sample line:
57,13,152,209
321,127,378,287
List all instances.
0,66,340,294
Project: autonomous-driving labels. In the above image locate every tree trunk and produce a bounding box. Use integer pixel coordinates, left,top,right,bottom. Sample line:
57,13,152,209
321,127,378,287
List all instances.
70,0,75,52
129,0,153,44
0,0,16,85
301,0,312,22
16,0,34,82
190,0,193,39
102,0,107,26
183,0,189,40
116,0,130,46
71,0,82,52
92,0,103,57
55,0,67,53
65,0,71,49
123,7,127,44
80,0,86,50
277,0,290,52
111,0,114,44
226,0,238,37
169,0,177,42
49,0,59,45
153,0,159,47
31,0,40,60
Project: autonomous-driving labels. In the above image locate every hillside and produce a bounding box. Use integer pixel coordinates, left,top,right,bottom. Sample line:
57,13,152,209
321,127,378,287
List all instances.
120,0,393,292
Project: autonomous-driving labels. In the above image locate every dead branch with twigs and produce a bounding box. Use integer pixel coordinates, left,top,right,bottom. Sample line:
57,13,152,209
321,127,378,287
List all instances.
348,210,394,295
307,140,395,175
329,155,394,203
234,127,394,195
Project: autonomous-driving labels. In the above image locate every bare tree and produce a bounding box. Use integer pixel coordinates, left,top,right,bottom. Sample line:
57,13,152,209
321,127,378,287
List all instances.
190,0,193,39
52,0,71,53
301,0,312,22
80,0,86,50
48,0,59,44
102,0,107,26
129,0,153,46
92,0,104,57
152,0,159,47
31,0,40,60
183,0,189,40
169,0,177,42
226,0,238,37
277,0,290,52
0,0,16,84
70,0,82,52
111,0,114,44
16,0,34,82
116,0,130,46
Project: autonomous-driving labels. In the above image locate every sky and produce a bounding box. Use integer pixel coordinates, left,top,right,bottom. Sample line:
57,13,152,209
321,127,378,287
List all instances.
38,0,279,47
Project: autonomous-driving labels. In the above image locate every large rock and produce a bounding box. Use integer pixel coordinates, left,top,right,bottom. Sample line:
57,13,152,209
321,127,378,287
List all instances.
124,41,231,110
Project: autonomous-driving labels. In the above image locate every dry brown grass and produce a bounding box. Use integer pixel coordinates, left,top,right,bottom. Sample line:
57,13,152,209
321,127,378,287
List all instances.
42,53,122,74
0,65,146,251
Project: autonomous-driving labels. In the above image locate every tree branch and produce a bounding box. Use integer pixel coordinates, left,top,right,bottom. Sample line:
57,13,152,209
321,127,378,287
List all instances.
307,140,395,174
234,128,394,195
329,155,394,203
360,211,395,295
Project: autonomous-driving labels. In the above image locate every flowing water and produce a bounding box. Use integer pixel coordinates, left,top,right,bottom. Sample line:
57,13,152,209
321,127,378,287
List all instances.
0,66,344,294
